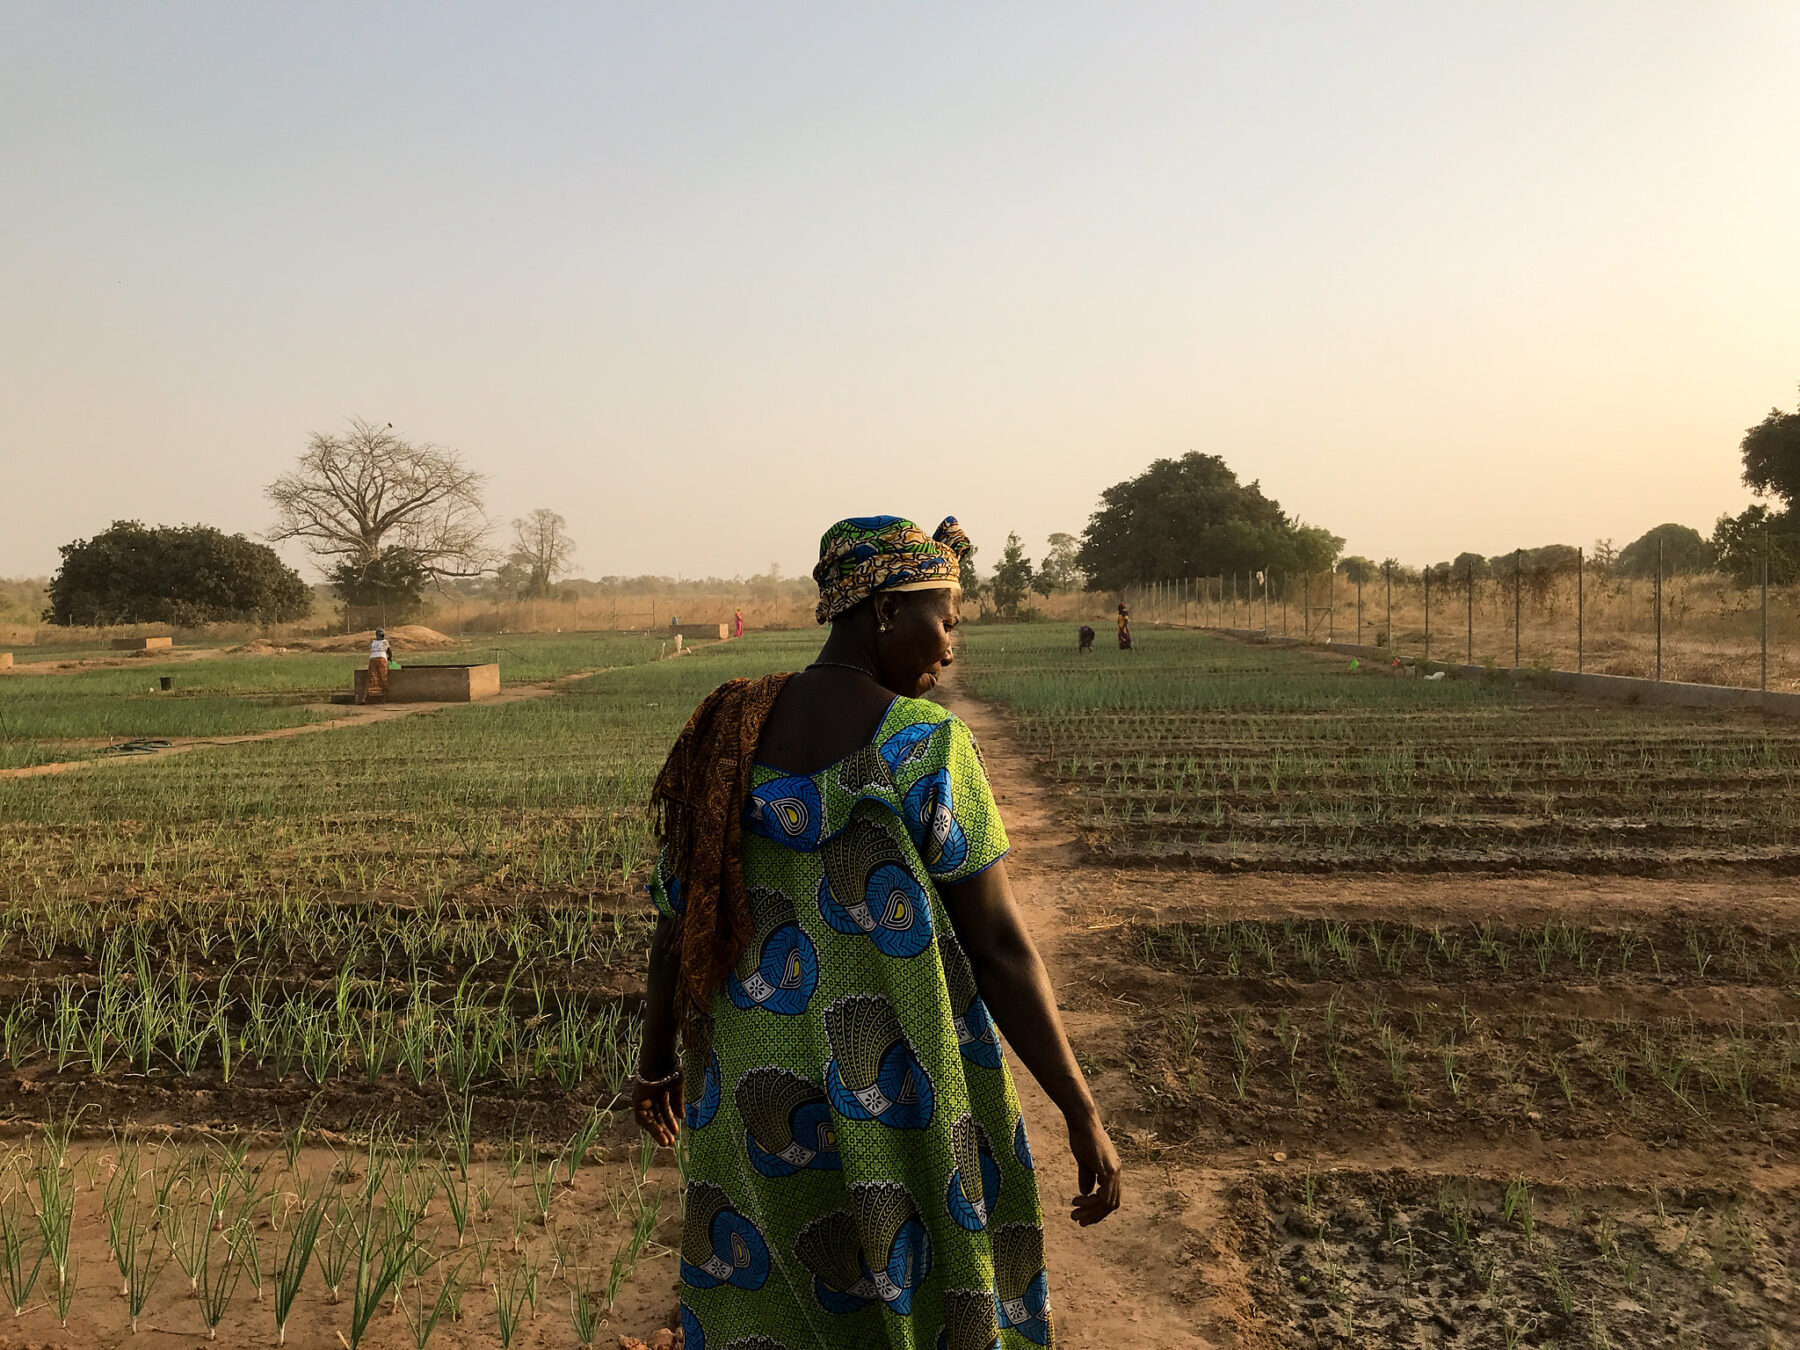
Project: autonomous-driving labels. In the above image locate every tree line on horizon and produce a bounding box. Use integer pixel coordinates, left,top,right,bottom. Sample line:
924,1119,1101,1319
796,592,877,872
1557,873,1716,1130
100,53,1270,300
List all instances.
33,387,1800,626
973,386,1800,616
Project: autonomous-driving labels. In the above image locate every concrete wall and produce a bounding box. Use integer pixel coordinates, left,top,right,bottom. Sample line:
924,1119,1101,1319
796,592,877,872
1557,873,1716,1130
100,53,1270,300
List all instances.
1203,627,1800,717
353,662,501,703
0,653,11,670
111,636,173,651
668,623,730,642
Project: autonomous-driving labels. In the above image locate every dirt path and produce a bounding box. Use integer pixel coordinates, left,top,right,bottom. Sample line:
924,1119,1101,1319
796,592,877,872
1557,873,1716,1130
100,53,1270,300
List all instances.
0,667,612,779
939,678,1251,1348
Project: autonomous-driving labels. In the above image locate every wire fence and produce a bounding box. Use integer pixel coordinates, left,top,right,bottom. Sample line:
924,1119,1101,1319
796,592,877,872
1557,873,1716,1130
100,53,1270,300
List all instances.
1123,545,1800,693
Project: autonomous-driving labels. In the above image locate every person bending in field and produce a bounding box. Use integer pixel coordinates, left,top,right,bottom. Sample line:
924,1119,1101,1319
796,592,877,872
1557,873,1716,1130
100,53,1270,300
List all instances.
1078,624,1095,653
1116,602,1133,652
634,514,1120,1350
362,628,394,704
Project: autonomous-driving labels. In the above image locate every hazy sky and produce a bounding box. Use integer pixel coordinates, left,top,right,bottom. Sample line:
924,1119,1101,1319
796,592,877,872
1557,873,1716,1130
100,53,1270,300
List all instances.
5,3,1799,583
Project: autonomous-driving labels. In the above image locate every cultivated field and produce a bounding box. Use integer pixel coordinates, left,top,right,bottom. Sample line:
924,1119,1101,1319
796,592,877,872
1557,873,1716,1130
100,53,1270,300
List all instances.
0,633,663,770
2,621,1794,1346
957,625,1800,1348
0,631,819,1345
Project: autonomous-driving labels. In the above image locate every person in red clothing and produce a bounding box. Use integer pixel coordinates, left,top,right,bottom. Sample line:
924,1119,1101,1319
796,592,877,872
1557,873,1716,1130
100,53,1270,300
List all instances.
733,609,744,638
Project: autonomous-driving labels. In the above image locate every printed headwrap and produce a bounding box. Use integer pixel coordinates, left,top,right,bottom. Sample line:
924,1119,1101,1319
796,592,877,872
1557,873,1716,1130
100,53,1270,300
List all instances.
812,515,972,624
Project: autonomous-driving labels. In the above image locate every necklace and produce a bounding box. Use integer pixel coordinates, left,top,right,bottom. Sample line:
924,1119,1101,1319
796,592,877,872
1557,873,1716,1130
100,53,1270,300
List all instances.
806,660,881,680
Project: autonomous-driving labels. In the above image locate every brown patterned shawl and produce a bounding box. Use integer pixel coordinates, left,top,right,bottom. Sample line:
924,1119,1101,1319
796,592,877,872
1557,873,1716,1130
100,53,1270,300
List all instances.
649,672,793,1036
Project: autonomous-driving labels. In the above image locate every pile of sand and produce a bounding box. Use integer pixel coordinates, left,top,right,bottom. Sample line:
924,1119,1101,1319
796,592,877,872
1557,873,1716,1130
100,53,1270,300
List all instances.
300,625,460,653
227,626,459,656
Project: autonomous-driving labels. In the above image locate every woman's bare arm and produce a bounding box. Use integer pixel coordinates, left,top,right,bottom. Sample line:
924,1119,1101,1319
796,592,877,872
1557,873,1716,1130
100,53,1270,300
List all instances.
633,914,684,1146
941,859,1121,1224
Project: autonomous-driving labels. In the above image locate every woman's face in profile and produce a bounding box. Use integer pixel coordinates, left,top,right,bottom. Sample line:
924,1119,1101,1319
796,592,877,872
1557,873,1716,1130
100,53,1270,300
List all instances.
880,589,961,697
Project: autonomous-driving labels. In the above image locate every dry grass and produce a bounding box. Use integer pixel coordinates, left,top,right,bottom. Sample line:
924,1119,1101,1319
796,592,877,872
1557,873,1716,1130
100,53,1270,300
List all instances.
1127,570,1800,691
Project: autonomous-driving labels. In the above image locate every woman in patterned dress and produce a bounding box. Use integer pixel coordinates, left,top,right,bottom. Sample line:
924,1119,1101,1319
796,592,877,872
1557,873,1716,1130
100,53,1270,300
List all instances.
635,516,1120,1350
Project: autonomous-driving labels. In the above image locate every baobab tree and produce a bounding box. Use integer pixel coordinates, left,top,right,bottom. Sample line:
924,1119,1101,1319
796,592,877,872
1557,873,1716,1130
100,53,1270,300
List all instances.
265,419,492,580
505,509,577,598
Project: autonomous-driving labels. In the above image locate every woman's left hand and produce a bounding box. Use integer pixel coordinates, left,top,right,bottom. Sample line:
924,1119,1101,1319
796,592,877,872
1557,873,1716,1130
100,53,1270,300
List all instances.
633,1069,683,1147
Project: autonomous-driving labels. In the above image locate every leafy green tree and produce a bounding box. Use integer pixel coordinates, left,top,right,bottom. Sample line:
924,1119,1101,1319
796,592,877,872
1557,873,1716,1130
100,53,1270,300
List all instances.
1448,553,1490,588
1337,556,1377,585
45,521,311,626
1034,532,1085,596
329,549,430,626
1076,452,1342,589
1711,504,1800,586
989,533,1035,617
1617,524,1714,579
957,546,984,611
1739,393,1800,506
1708,387,1800,586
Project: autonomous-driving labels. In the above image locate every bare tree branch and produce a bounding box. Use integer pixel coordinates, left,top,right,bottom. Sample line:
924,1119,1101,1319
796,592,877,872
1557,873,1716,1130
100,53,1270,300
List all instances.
505,509,577,597
265,419,493,578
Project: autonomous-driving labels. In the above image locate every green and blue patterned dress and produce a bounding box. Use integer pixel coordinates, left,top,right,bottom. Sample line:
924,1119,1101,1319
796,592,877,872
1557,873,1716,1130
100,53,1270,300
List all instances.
649,695,1053,1350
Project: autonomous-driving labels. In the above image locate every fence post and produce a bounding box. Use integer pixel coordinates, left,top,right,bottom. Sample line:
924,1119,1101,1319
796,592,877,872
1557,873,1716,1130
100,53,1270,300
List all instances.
1577,546,1584,674
1304,573,1311,638
1655,537,1664,682
1762,530,1770,692
1385,561,1392,647
1514,547,1522,669
1467,561,1474,664
1263,565,1270,631
1329,569,1336,642
1357,578,1363,645
1424,566,1432,662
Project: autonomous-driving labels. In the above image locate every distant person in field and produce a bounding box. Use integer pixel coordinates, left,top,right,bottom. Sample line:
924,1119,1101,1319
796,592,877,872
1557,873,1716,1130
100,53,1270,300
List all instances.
734,608,745,639
362,627,394,703
635,514,1119,1350
1078,624,1095,653
1116,603,1133,651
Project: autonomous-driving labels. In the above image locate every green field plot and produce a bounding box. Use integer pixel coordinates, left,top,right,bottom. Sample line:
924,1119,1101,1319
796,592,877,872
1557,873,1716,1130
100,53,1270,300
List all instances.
0,631,668,769
958,625,1800,871
0,631,806,1137
0,631,817,1341
968,623,1800,1342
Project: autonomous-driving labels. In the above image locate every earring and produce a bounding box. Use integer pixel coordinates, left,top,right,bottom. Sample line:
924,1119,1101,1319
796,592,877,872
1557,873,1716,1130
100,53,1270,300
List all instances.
879,622,889,633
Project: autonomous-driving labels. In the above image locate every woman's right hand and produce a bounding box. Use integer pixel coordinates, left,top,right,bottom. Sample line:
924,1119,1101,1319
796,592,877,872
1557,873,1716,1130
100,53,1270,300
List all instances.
1065,1107,1122,1225
632,1068,684,1148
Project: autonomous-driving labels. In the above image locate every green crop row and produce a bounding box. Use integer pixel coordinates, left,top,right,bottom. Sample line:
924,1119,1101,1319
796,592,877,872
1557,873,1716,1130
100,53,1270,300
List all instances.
958,626,1800,868
1,633,815,902
1137,917,1800,986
